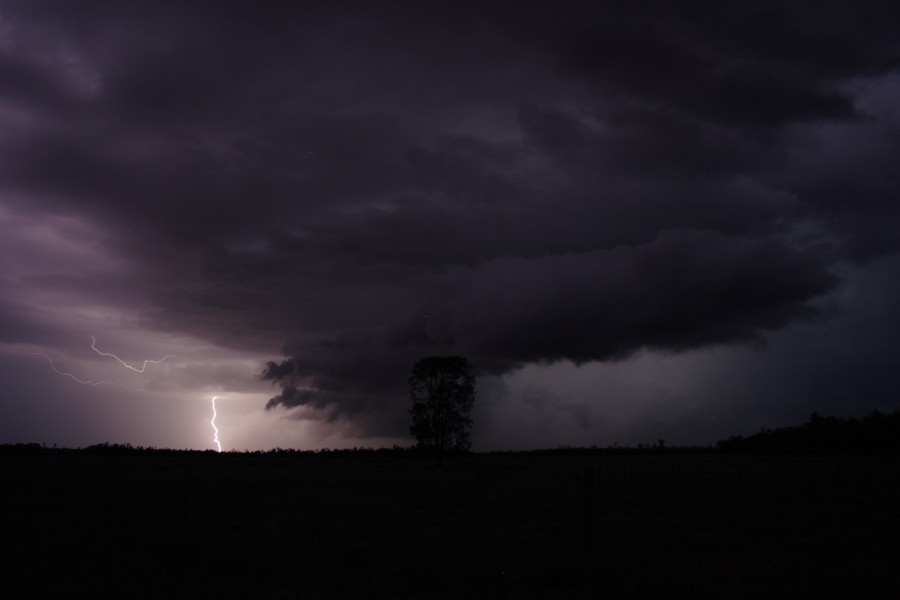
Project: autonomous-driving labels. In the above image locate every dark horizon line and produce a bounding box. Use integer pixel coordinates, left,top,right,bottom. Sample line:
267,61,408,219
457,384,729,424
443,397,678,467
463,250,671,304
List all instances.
4,408,900,457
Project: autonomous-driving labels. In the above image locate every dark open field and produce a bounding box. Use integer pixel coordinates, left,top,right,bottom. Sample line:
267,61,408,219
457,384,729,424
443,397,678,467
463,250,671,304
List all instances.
2,451,899,599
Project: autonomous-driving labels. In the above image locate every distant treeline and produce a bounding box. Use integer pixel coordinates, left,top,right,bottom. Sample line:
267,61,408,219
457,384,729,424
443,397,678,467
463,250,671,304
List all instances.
3,409,899,456
483,444,715,457
717,410,900,455
0,442,425,457
0,442,718,458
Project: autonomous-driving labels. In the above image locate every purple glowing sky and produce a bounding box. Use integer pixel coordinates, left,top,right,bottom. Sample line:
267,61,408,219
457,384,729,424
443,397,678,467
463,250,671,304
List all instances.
1,1,899,450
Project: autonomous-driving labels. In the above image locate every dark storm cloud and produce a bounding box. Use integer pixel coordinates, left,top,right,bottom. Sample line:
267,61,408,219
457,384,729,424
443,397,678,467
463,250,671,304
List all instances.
0,52,81,115
2,1,899,440
549,0,899,125
262,338,422,430
265,386,322,411
0,294,57,344
560,26,857,127
426,230,837,364
259,229,836,429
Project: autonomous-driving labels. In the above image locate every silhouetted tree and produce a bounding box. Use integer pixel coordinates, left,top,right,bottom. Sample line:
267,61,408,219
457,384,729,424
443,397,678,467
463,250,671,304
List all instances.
408,356,475,465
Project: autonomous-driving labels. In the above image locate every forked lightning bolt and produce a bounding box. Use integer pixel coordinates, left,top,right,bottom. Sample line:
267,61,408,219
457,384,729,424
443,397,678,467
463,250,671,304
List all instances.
210,396,222,452
91,336,176,372
21,349,122,386
21,338,213,449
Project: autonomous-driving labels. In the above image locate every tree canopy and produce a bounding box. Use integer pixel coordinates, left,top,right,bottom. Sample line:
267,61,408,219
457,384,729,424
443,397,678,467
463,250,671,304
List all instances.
408,356,476,463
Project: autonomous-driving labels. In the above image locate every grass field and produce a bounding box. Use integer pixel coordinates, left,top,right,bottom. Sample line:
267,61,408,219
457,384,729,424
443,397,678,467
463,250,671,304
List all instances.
2,452,899,598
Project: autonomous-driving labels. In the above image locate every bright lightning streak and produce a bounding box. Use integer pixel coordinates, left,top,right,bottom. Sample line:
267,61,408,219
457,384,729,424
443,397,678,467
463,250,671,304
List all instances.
91,336,176,372
210,396,222,452
21,349,122,386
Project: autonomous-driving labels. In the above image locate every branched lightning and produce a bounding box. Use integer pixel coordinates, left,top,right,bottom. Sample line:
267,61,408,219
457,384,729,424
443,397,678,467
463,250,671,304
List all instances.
20,349,122,386
91,336,176,372
20,337,214,449
210,396,222,452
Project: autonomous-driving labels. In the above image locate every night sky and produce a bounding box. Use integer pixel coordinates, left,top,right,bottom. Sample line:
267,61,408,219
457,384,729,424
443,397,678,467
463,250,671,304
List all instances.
1,1,898,451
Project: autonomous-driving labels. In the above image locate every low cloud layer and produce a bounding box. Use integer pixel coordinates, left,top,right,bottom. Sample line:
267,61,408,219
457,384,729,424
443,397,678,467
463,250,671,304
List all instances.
1,1,898,446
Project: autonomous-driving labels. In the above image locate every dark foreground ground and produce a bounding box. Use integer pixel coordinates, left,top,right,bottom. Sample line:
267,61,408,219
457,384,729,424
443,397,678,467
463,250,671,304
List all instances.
1,452,899,599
